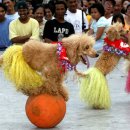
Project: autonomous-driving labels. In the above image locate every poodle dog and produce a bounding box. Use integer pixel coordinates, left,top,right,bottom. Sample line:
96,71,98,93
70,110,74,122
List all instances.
0,33,98,101
80,23,130,109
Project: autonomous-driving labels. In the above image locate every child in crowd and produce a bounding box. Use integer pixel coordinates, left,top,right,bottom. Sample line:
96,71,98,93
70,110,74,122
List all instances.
88,3,109,51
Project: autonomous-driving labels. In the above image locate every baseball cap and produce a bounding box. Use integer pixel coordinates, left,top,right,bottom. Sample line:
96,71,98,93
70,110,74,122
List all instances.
17,1,28,9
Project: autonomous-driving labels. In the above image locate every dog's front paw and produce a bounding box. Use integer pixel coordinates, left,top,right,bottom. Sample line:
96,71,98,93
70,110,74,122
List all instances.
63,95,69,101
51,89,59,95
59,87,69,101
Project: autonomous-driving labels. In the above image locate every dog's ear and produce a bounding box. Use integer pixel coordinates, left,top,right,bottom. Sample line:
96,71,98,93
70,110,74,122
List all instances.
67,44,79,65
62,34,81,65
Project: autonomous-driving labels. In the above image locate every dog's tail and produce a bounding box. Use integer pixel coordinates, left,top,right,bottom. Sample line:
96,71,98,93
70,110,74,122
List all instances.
74,67,87,77
2,45,43,92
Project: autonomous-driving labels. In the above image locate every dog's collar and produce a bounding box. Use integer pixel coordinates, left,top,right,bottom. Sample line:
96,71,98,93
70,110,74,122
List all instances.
56,42,75,72
104,37,130,55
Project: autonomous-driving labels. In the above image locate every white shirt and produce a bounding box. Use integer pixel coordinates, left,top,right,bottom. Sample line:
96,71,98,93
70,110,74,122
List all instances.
106,16,113,26
91,16,109,51
65,9,88,34
6,12,19,21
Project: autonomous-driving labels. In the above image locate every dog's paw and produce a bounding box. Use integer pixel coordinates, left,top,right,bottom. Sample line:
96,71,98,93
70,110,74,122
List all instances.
60,92,69,101
92,105,105,110
51,89,59,95
63,95,69,102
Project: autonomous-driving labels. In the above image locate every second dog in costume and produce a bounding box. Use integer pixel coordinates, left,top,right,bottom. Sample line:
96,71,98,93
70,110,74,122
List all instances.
80,23,130,109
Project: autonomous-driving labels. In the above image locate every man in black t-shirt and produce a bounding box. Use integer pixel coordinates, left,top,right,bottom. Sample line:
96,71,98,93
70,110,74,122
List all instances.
43,0,75,43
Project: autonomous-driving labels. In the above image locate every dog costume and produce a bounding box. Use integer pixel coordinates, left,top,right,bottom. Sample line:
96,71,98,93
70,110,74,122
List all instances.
80,23,130,109
0,33,98,101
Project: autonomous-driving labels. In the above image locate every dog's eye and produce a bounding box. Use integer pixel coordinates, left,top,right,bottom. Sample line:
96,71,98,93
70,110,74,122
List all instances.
85,45,89,50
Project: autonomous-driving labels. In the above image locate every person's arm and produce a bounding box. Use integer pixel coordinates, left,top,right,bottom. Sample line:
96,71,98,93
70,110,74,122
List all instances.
11,34,31,44
88,28,94,35
88,20,94,35
44,38,53,43
9,20,31,44
96,27,105,41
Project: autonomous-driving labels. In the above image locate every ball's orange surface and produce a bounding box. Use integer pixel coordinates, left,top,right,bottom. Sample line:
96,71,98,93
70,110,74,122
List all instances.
25,94,66,128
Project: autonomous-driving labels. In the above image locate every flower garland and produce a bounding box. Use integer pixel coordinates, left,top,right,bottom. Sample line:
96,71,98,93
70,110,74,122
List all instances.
103,37,130,56
103,44,128,56
57,42,75,72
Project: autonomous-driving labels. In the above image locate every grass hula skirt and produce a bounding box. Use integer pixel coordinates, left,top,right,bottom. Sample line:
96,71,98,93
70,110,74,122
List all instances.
2,45,43,92
80,67,111,109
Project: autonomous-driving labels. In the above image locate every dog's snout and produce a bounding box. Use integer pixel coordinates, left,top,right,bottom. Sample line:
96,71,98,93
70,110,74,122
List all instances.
96,54,99,57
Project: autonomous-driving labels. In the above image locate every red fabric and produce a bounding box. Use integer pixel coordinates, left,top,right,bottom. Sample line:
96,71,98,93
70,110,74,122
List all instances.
51,42,68,61
104,37,130,53
125,70,130,93
60,47,68,61
51,42,68,73
51,42,57,44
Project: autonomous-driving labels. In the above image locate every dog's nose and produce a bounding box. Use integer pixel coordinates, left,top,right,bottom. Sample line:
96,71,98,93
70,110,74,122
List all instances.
96,54,99,57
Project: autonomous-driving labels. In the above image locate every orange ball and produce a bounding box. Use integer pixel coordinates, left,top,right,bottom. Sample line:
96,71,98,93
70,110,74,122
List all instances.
25,94,66,128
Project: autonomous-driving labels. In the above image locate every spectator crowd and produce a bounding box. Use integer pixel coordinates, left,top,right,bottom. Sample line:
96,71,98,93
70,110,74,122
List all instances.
0,0,130,52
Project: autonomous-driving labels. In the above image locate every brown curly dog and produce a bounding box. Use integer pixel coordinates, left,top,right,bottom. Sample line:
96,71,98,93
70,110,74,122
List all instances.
95,22,130,75
0,33,98,101
79,23,130,109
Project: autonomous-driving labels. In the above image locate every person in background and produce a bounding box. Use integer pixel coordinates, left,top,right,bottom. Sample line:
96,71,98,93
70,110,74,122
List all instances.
78,0,88,14
9,1,40,44
28,6,34,18
104,0,116,26
0,3,12,51
44,4,54,20
88,0,97,6
65,0,89,33
43,0,75,43
113,0,123,15
78,0,94,30
124,4,130,30
2,0,19,20
88,3,109,51
121,0,130,14
33,4,46,41
86,0,97,29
